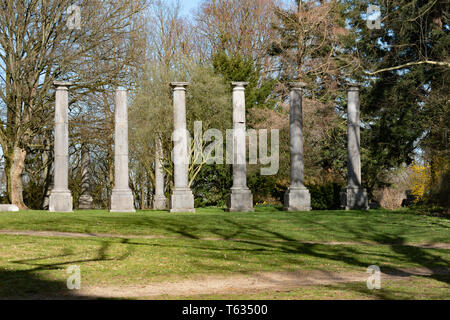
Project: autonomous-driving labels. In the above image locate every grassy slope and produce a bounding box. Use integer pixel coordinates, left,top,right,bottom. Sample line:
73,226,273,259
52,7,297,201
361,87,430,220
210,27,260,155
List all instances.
0,208,448,299
153,276,450,300
165,276,450,300
0,208,449,244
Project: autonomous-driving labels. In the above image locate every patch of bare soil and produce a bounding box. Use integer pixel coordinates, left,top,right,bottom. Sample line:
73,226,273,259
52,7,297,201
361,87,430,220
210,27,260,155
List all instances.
74,267,449,299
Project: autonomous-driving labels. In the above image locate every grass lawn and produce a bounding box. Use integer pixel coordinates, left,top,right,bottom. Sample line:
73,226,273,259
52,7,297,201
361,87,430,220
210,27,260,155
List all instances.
0,208,448,299
155,276,450,300
1,207,449,244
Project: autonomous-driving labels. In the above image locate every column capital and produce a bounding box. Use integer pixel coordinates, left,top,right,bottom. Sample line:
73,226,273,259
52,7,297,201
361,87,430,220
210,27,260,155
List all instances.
170,82,189,91
288,82,307,90
346,83,361,92
53,81,72,89
231,82,249,90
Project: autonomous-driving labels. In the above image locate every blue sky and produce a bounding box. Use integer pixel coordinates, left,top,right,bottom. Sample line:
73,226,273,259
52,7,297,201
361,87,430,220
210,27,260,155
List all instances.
179,0,201,16
178,0,292,16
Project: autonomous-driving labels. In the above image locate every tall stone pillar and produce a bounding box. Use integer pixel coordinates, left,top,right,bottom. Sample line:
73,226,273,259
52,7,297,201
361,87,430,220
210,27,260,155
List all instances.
284,83,311,211
49,82,73,212
341,85,369,210
110,89,136,212
227,82,254,212
42,143,52,210
79,144,93,209
170,82,195,213
153,138,167,210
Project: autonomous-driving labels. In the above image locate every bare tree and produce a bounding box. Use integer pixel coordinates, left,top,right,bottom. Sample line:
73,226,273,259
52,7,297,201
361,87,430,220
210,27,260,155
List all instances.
0,0,148,208
195,0,278,62
270,0,356,96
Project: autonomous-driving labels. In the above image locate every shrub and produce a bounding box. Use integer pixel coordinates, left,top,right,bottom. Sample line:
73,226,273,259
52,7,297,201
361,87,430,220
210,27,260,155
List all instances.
307,183,343,210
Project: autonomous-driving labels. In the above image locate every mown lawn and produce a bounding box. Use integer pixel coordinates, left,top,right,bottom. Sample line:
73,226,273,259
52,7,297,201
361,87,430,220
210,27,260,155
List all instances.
156,276,450,300
0,208,448,299
0,207,449,244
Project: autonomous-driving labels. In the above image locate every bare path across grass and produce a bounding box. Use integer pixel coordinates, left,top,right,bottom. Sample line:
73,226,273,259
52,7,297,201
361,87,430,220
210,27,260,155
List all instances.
56,267,450,299
1,229,449,250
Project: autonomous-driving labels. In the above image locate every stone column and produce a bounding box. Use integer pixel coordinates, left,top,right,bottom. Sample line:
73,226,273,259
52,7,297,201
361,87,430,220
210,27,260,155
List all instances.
169,82,195,213
42,143,52,210
284,83,311,211
49,82,73,212
79,144,93,209
153,138,167,209
227,82,254,212
110,89,136,212
341,85,369,210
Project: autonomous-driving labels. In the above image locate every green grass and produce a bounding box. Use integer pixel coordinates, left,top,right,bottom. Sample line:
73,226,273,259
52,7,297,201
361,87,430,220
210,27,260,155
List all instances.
0,208,448,299
155,276,450,300
1,208,449,244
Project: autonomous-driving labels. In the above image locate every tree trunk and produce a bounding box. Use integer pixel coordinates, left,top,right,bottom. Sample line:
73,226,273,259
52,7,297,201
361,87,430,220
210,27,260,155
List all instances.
40,148,53,210
140,168,145,210
6,146,28,209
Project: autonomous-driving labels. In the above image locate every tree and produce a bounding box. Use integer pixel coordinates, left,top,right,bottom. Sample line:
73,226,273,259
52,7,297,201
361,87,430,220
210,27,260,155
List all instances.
195,0,278,65
0,0,147,208
346,0,449,195
270,0,355,101
195,0,279,110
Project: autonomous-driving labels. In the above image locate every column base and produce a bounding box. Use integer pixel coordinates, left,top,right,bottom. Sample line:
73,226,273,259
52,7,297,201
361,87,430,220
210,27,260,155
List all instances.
79,195,93,210
170,188,195,213
0,204,19,212
341,187,369,210
110,189,136,212
153,195,168,210
49,190,73,212
284,187,311,211
227,188,254,212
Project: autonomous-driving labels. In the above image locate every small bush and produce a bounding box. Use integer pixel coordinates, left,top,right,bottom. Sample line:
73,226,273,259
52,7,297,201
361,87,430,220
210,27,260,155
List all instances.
307,183,343,210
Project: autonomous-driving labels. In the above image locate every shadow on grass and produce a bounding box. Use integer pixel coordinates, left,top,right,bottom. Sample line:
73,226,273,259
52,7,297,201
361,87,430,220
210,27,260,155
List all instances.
0,241,133,299
135,216,450,287
1,210,448,299
309,275,450,300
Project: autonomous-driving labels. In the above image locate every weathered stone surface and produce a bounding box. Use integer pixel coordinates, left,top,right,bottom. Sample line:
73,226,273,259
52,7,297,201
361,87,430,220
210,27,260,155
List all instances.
79,144,93,209
341,187,369,210
110,89,135,213
79,195,94,210
170,188,195,213
227,188,254,212
49,82,73,212
341,85,369,210
170,82,195,213
0,204,19,212
153,139,167,210
227,82,254,212
153,195,168,210
110,189,135,212
49,190,73,213
284,83,311,211
284,187,311,211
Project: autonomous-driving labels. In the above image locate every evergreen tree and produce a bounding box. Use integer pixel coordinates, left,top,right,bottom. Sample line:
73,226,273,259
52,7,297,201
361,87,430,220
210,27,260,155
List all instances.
212,51,277,110
346,0,449,195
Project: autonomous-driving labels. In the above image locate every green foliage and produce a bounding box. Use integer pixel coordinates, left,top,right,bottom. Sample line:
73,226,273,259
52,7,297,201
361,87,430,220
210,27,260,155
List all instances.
22,180,46,210
186,64,232,131
407,203,449,217
212,51,277,110
248,173,285,205
269,0,352,104
345,0,449,193
192,165,232,208
307,183,343,210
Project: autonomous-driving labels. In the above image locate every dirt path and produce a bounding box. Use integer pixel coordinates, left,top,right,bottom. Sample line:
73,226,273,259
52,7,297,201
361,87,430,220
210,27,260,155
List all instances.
74,268,449,299
1,229,449,249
